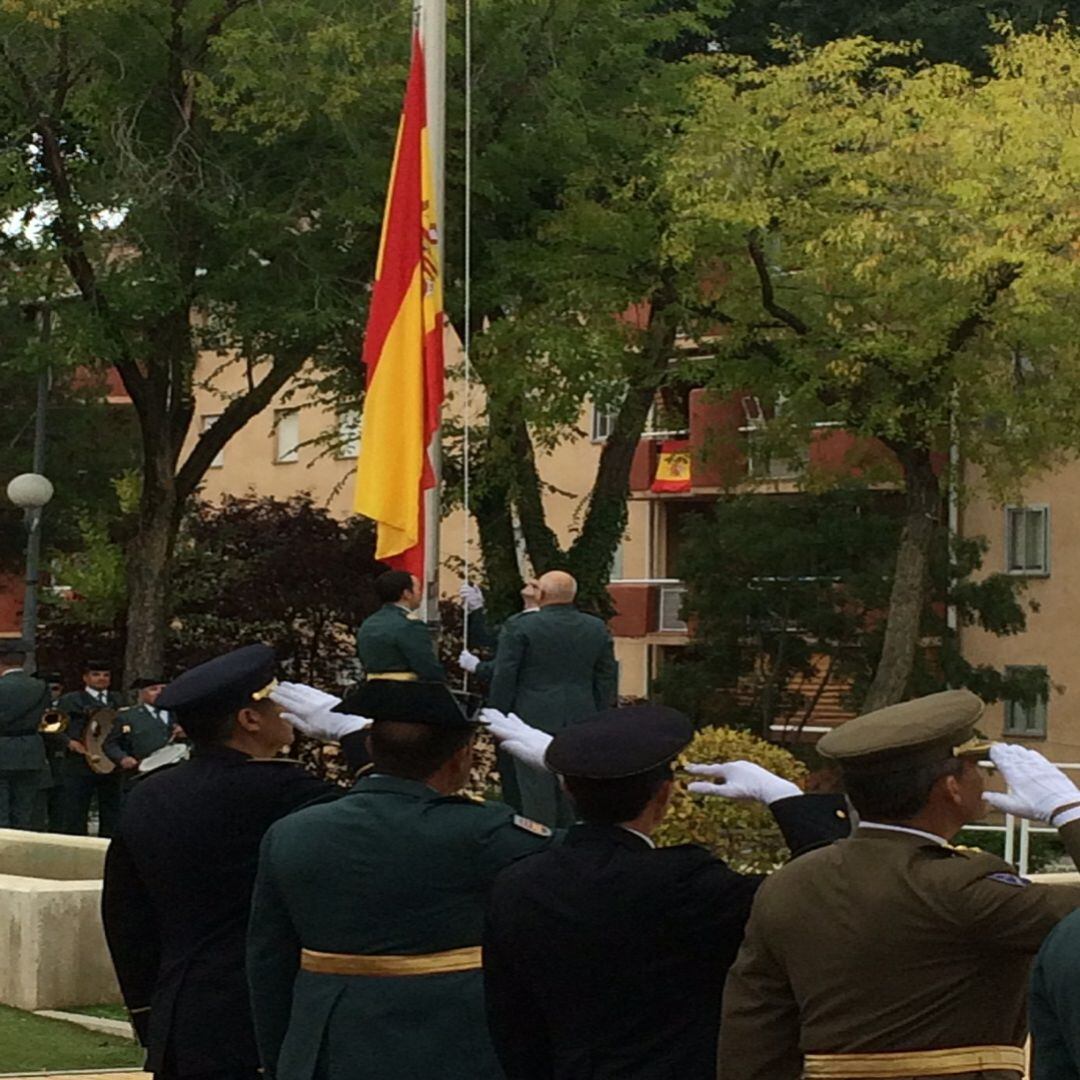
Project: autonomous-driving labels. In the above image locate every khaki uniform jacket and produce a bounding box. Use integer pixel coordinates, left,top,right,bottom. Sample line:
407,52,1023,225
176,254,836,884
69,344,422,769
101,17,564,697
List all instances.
718,823,1080,1080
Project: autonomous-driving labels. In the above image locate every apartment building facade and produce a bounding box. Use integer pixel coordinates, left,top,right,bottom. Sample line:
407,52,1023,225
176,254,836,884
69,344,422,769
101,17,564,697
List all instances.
5,349,1072,755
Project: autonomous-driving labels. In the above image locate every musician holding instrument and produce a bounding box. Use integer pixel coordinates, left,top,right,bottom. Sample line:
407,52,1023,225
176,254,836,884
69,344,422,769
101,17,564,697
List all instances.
0,639,48,829
32,671,69,831
57,658,124,836
103,677,178,781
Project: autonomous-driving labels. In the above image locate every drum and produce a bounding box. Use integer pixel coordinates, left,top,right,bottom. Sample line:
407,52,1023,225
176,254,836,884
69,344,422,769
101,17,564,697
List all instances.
138,742,192,774
84,709,119,774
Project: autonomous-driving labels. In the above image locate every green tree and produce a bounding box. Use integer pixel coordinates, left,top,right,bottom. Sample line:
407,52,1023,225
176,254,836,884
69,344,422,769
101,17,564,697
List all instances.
667,28,1080,709
437,0,729,619
0,0,406,678
713,1,1080,72
657,489,1047,736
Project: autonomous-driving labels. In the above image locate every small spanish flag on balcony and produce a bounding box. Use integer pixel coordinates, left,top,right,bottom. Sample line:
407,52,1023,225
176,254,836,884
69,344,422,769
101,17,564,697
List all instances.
652,439,692,493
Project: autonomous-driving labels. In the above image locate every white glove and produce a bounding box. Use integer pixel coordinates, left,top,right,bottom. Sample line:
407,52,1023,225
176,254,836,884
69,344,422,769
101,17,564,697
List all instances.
459,583,485,612
985,743,1080,825
479,708,552,773
685,761,802,806
459,649,481,674
270,681,372,741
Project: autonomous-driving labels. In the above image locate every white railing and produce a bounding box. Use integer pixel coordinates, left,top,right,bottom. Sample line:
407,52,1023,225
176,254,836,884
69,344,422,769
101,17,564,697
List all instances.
943,760,1080,877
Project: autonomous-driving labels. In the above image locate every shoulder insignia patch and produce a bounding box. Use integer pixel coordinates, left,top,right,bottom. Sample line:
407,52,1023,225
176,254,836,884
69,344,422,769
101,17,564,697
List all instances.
986,871,1031,887
513,814,553,838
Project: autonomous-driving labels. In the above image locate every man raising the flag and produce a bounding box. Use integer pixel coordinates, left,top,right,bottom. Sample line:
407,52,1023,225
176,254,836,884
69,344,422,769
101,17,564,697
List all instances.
354,30,444,591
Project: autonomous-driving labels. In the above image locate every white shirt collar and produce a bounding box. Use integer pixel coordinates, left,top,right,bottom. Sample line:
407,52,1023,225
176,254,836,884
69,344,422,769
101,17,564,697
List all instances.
618,825,656,849
859,821,947,847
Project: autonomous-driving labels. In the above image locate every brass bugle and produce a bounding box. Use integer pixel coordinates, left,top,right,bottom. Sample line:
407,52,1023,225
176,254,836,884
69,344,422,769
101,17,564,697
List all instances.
39,708,69,734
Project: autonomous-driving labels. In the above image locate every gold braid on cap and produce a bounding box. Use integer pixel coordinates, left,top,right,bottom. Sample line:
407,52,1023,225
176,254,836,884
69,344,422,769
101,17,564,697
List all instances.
251,679,279,702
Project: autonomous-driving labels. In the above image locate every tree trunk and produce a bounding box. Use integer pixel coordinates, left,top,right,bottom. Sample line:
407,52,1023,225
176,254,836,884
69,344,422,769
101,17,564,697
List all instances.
473,481,524,624
861,448,941,712
123,506,177,683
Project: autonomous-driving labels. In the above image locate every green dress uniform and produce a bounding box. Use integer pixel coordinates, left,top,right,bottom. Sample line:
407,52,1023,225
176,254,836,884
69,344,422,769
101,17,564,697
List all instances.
1029,908,1080,1079
103,703,173,768
718,690,1080,1080
0,667,48,828
355,603,445,681
247,681,555,1080
489,603,618,826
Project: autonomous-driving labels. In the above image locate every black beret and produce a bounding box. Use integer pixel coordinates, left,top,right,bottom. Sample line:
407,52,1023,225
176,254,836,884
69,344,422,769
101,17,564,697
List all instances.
84,659,112,672
335,679,475,728
545,704,694,779
157,645,277,726
34,671,63,684
131,676,167,689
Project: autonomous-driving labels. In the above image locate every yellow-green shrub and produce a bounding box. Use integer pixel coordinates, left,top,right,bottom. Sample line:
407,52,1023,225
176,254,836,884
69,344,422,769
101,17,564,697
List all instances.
655,726,806,873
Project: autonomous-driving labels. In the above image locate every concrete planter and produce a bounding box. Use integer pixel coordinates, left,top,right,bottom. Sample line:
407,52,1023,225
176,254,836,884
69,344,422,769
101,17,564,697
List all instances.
0,829,120,1011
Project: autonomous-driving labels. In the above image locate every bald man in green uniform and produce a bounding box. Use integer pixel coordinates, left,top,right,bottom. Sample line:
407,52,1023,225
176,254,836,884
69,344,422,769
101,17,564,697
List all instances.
247,680,554,1080
355,570,445,682
719,690,1080,1080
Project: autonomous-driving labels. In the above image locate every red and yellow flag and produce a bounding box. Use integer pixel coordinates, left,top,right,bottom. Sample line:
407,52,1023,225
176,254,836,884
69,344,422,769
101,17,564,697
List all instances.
652,439,692,493
354,32,444,580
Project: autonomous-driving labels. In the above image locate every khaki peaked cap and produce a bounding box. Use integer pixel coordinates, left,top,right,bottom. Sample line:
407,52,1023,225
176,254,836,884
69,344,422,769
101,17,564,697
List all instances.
817,689,988,774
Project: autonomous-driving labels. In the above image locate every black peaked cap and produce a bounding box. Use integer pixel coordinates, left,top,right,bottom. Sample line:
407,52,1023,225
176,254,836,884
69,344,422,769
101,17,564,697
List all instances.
545,704,694,779
157,644,276,720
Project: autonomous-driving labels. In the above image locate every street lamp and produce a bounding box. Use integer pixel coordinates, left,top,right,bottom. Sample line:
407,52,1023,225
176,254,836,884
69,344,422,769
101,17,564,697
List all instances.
7,472,54,672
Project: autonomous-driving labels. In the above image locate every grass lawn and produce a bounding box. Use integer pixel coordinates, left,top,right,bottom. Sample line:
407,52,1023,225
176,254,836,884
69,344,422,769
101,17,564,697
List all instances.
65,1004,130,1022
0,1005,142,1073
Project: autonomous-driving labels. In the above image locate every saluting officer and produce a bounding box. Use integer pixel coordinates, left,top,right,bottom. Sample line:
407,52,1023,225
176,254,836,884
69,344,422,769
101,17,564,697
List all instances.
481,706,850,1079
718,689,1080,1080
103,677,174,781
355,570,445,682
101,645,372,1080
247,680,555,1080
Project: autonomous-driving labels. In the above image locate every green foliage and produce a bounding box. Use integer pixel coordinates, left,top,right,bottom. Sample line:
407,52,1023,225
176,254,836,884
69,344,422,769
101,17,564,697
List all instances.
712,1,1080,73
439,0,731,611
47,512,127,626
667,29,1080,490
655,726,807,872
656,487,1045,726
0,1005,141,1074
168,494,382,689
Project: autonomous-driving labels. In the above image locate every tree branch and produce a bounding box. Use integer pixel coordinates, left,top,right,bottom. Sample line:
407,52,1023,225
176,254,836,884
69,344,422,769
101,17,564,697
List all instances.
747,229,810,336
175,350,308,499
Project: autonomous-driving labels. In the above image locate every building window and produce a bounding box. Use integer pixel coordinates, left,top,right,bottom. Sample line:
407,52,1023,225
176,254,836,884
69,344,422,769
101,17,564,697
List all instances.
274,408,300,463
591,402,618,442
1005,505,1049,575
201,414,224,468
1004,665,1048,738
337,409,361,459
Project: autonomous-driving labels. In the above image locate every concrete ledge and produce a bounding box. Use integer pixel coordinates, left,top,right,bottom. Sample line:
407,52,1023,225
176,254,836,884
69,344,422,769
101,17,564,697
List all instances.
0,829,119,1010
0,829,107,880
34,1011,135,1040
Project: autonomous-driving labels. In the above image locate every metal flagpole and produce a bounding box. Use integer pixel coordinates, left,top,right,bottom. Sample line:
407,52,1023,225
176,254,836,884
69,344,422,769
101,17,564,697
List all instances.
418,0,444,627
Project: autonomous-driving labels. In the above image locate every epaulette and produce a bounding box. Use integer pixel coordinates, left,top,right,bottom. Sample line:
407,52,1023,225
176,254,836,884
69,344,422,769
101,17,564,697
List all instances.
437,792,487,806
943,843,983,856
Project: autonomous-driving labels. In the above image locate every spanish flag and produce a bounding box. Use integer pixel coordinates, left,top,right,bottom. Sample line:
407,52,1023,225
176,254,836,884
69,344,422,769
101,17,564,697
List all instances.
354,32,444,580
651,439,692,493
